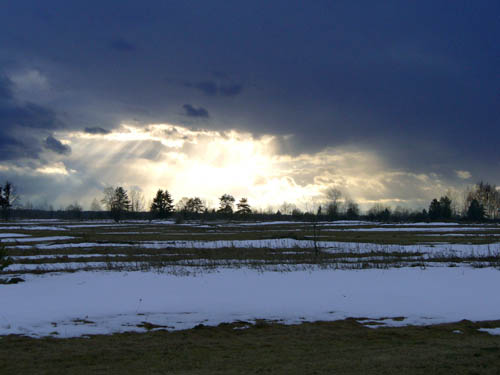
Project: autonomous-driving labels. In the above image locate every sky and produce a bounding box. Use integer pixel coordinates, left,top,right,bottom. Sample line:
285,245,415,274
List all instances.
0,1,498,211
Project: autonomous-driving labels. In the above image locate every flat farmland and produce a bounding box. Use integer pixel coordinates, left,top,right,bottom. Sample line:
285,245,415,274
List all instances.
1,219,500,373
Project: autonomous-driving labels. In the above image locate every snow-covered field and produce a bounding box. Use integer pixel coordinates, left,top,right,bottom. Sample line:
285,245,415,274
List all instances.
1,219,500,338
1,267,500,338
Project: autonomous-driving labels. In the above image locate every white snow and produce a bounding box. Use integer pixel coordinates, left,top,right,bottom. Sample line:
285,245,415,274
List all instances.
11,254,130,261
338,227,495,232
4,262,110,272
1,267,500,338
380,222,461,226
0,233,31,238
0,226,68,231
478,328,500,335
7,238,500,258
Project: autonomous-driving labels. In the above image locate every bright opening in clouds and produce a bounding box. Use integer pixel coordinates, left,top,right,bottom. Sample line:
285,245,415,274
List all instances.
0,123,458,210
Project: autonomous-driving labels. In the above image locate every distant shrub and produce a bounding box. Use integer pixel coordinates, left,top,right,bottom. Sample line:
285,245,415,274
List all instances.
0,244,12,271
175,214,185,224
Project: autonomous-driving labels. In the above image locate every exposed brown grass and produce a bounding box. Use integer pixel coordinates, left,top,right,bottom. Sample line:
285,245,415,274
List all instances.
1,319,500,374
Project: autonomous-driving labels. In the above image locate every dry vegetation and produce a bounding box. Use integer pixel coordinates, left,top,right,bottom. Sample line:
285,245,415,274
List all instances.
1,319,500,374
2,220,500,372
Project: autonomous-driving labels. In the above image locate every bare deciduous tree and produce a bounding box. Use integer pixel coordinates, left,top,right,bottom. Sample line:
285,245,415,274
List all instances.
130,189,145,212
279,202,295,215
464,182,500,219
325,187,342,218
101,186,115,211
90,198,102,211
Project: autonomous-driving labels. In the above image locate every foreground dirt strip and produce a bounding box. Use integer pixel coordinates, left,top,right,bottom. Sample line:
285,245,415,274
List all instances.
1,320,500,374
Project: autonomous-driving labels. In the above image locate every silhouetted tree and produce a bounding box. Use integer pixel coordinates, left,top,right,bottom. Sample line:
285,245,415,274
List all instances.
467,199,485,221
0,181,16,221
279,201,295,215
291,208,304,219
367,204,391,221
236,198,252,215
110,187,130,222
185,197,205,214
345,200,360,220
101,186,115,211
465,182,500,219
90,198,102,211
439,196,452,219
428,196,453,220
65,202,83,220
218,194,235,215
150,189,174,219
130,189,145,212
325,188,342,219
428,199,441,220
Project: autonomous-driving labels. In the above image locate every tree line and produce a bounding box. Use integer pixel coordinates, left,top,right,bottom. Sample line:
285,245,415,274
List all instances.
97,187,253,222
1,181,499,223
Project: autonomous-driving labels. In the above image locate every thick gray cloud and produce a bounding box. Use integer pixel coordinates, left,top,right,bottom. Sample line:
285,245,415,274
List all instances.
109,38,137,52
219,84,242,97
84,127,110,135
185,80,243,97
187,81,218,96
0,1,498,206
0,74,63,160
183,104,209,118
44,135,71,155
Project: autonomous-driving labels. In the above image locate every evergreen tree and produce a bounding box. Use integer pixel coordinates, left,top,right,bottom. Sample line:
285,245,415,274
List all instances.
467,199,485,221
110,186,130,222
150,189,174,219
428,199,441,220
345,201,360,219
0,182,13,221
236,198,252,215
439,196,452,219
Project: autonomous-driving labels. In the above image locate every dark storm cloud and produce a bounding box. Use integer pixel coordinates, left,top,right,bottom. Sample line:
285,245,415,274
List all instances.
84,127,110,135
187,81,218,96
109,38,136,52
219,84,242,97
183,104,209,118
185,81,243,97
0,0,499,204
44,135,71,155
0,135,41,161
0,74,13,100
0,73,63,160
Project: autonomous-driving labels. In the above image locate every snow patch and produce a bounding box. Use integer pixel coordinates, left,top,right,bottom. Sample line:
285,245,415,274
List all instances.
1,267,500,338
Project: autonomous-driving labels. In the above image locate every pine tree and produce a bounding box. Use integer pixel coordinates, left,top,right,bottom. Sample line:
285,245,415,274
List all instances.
467,199,485,221
150,189,174,219
110,187,130,222
0,182,13,221
428,199,441,220
236,198,251,215
439,196,452,219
